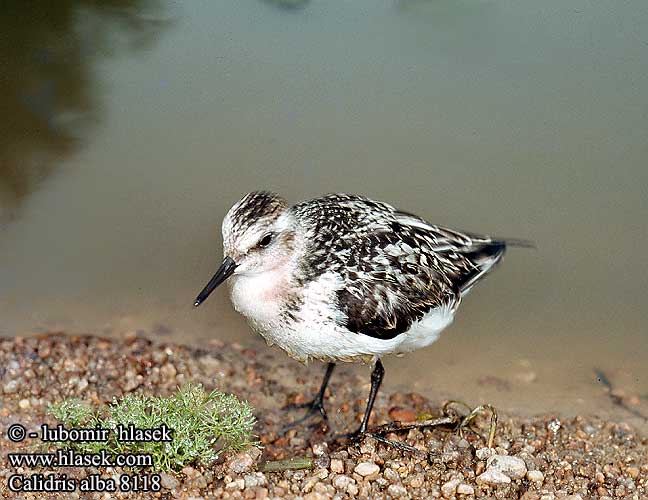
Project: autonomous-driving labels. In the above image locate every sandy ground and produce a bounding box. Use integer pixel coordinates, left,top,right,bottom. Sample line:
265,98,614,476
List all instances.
1,333,646,499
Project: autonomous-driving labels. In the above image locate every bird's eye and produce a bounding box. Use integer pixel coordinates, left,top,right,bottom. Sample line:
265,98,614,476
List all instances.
257,233,273,248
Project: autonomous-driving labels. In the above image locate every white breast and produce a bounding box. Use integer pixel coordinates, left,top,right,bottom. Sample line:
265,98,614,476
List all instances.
228,269,289,327
241,271,456,364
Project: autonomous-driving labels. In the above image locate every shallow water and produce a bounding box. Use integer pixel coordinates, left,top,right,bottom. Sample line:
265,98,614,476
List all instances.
1,0,647,430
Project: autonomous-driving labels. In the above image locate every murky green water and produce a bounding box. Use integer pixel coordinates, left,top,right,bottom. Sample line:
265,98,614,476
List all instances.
1,0,647,428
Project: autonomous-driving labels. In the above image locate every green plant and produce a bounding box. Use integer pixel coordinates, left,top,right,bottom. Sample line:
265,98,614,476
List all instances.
47,383,257,472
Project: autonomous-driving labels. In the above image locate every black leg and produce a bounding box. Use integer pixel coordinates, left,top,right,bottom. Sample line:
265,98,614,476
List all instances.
283,363,336,430
357,359,384,435
311,362,336,418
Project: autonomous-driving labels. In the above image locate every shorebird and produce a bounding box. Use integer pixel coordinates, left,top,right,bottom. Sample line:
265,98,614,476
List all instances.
194,191,525,437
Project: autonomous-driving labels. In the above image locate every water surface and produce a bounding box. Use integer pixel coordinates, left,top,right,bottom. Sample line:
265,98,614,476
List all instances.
1,0,647,429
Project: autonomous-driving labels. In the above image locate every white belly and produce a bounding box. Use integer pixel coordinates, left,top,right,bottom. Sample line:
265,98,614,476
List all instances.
233,271,456,364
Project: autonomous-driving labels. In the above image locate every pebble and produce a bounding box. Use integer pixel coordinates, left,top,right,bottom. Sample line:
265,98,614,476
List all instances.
227,451,256,474
354,462,379,478
225,478,245,491
388,484,408,497
383,468,400,482
243,474,261,489
477,469,512,485
333,475,354,490
476,447,495,460
18,399,30,409
456,483,475,495
527,470,545,483
547,418,562,434
330,459,344,473
311,442,328,456
3,380,18,394
159,472,179,490
304,493,328,500
388,406,417,421
409,473,424,488
626,466,640,479
441,478,460,497
486,454,528,479
160,363,177,379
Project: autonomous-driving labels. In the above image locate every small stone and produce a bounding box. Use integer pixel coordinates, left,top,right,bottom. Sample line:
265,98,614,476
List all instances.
225,478,245,491
515,371,537,383
486,454,527,480
360,442,377,457
409,473,424,488
303,476,319,493
122,370,141,391
311,442,328,456
18,399,30,409
527,470,544,483
347,483,359,495
384,468,399,482
595,471,605,484
457,438,470,448
3,380,18,394
330,459,344,473
456,483,474,495
304,493,327,500
312,468,329,480
227,451,256,474
160,363,177,379
477,469,512,485
547,418,561,434
476,447,495,460
626,466,640,479
354,461,379,478
388,407,417,421
243,474,260,488
333,475,353,490
388,484,408,497
441,478,460,497
197,356,221,374
159,472,179,490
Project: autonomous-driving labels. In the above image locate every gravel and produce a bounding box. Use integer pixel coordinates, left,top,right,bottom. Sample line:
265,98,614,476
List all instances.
1,333,647,499
485,454,528,480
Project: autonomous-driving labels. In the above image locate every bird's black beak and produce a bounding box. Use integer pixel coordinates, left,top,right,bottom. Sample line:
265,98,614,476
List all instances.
194,256,238,307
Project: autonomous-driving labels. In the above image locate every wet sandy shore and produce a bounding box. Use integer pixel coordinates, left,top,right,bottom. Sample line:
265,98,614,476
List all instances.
1,333,646,499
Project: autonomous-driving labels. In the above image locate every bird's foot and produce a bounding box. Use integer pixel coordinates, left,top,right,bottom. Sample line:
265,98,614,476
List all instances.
281,397,328,433
455,403,498,449
337,427,422,454
334,403,498,454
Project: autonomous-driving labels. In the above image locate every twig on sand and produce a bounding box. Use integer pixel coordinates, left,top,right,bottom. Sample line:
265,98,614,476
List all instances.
257,457,314,472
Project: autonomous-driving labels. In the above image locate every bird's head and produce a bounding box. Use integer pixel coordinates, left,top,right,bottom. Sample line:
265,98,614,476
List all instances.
194,191,294,307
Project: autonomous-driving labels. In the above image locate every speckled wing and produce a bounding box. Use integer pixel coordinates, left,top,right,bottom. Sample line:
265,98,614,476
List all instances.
292,194,506,340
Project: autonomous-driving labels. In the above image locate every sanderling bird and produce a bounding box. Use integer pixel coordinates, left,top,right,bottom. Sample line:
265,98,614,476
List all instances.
194,191,526,438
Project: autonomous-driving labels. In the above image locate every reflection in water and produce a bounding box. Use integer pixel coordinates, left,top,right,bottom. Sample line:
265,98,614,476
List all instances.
261,0,310,11
0,1,170,223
